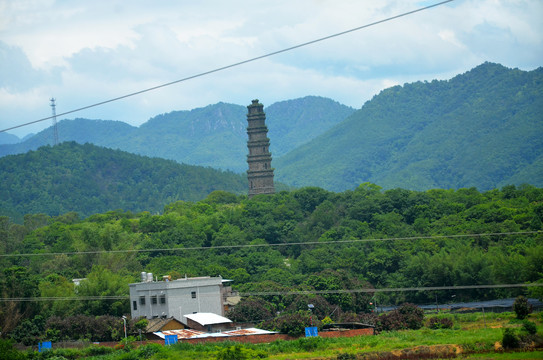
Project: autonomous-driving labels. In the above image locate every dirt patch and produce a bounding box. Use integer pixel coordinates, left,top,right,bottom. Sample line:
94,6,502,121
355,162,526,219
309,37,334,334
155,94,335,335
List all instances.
338,344,462,359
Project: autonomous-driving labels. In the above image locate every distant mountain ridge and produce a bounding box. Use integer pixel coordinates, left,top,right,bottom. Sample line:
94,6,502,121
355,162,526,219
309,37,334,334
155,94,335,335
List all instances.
275,62,543,191
0,132,20,144
1,62,541,193
0,96,355,172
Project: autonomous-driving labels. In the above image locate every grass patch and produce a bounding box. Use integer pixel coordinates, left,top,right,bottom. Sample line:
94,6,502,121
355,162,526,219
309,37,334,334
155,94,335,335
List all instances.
461,350,543,359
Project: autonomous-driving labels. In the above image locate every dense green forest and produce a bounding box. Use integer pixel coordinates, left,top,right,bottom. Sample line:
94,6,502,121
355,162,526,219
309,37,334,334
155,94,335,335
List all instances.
1,184,542,342
0,142,248,222
276,62,543,191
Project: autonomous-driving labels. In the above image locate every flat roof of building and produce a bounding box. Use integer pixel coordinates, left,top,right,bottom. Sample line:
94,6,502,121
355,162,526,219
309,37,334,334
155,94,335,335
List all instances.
184,313,232,326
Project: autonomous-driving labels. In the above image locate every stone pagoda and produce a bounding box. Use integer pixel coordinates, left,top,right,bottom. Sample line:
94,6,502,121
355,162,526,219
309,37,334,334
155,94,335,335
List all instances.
246,99,275,197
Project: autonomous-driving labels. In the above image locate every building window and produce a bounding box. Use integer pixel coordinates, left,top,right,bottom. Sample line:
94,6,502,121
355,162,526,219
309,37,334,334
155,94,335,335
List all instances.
191,291,197,299
133,301,137,311
160,294,166,304
140,296,146,305
151,295,157,305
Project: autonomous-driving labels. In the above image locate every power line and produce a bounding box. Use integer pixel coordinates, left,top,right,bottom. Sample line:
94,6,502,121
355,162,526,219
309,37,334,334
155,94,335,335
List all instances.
1,230,540,258
241,283,543,297
0,283,540,302
0,0,456,134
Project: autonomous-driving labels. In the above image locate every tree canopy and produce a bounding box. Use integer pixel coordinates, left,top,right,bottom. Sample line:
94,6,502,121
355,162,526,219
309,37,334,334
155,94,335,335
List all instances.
1,184,542,341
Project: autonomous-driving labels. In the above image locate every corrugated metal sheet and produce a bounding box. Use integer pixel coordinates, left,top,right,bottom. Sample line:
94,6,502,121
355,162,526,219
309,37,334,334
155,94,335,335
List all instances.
154,327,275,340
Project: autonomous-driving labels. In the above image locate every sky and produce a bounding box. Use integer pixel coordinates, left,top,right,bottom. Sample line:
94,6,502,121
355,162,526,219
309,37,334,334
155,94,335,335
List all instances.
1,0,542,137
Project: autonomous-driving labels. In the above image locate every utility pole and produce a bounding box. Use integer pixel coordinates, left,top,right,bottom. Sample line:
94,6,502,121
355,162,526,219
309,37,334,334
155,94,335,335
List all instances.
122,316,127,341
50,98,59,145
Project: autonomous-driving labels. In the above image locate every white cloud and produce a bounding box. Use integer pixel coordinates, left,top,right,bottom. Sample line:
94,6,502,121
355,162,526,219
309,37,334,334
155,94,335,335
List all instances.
0,0,541,137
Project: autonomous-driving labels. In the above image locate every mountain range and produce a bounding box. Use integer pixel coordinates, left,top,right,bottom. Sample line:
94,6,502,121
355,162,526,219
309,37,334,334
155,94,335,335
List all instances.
275,62,543,191
1,62,542,196
0,96,354,173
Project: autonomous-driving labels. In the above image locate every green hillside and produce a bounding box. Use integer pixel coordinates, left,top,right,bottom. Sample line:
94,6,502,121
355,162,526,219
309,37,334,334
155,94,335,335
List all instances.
266,96,355,157
0,142,247,221
0,119,137,156
131,102,248,171
275,63,543,191
0,132,20,145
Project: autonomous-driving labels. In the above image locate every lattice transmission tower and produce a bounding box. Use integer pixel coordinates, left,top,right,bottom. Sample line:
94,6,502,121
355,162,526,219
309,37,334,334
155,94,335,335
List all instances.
50,98,59,145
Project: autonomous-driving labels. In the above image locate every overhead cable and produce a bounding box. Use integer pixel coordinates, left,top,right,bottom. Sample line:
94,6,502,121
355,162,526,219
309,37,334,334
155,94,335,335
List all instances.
0,0,455,133
1,230,540,258
0,283,540,302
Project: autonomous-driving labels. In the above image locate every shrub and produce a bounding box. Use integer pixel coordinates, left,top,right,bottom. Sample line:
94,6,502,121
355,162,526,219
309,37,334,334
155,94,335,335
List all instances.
428,316,454,329
337,353,357,360
502,328,520,349
285,294,334,320
321,316,334,326
397,303,424,330
260,311,315,336
84,345,114,356
134,318,149,331
337,312,378,326
0,338,24,360
215,344,266,360
513,296,532,320
378,303,424,331
46,314,125,342
296,336,325,351
137,343,164,359
379,310,407,331
522,320,537,335
226,298,274,323
51,347,85,359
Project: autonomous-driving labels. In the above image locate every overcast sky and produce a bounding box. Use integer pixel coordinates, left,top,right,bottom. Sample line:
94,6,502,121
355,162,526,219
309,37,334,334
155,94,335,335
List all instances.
1,0,542,137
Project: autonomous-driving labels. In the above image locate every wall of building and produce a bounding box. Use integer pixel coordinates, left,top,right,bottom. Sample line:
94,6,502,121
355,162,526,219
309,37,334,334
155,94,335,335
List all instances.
129,277,225,323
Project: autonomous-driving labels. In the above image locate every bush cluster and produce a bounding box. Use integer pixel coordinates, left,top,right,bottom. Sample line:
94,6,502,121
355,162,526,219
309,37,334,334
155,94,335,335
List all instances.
502,328,520,349
427,316,454,329
513,296,533,320
260,311,316,336
378,303,424,331
501,319,541,350
215,344,266,360
522,320,537,335
45,315,130,342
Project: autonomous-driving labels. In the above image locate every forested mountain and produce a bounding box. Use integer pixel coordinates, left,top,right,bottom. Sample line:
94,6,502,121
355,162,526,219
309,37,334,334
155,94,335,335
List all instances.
0,142,247,221
1,184,542,341
0,132,20,145
1,62,541,195
0,119,138,154
275,62,543,191
0,96,354,172
265,96,355,157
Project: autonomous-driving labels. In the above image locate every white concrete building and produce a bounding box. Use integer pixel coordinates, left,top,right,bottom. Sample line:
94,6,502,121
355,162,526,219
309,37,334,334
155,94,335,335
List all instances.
129,274,232,324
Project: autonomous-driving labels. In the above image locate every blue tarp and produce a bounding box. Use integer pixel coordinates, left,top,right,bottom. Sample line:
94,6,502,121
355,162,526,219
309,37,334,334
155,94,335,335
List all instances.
39,341,52,352
165,334,178,345
305,326,318,337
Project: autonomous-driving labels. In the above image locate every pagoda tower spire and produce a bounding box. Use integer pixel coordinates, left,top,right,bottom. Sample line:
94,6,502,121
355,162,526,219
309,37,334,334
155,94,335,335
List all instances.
246,99,275,197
